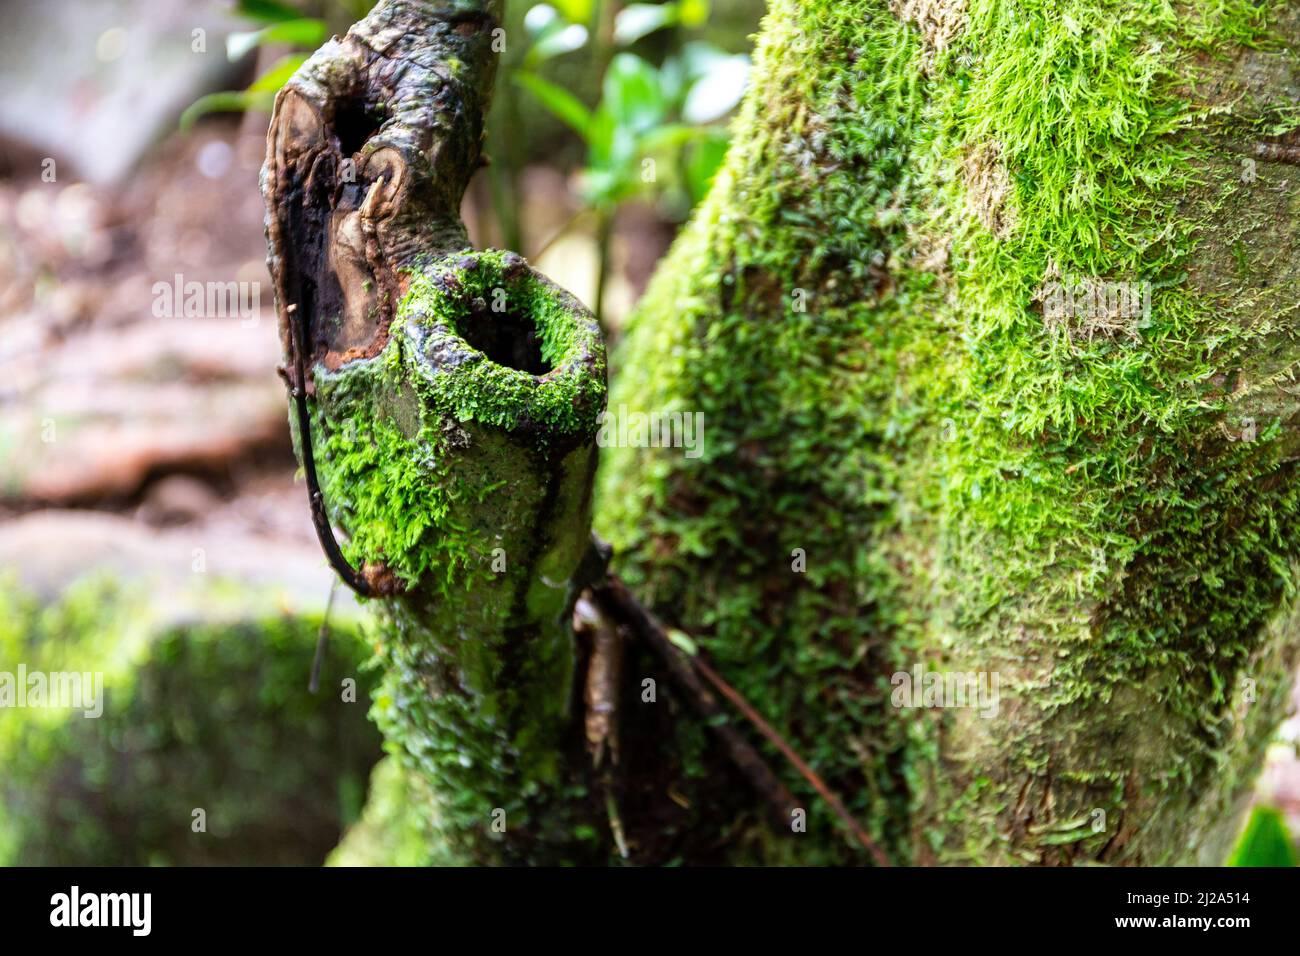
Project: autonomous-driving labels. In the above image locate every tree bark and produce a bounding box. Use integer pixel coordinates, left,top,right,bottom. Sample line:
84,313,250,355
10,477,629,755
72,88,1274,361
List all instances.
262,0,615,864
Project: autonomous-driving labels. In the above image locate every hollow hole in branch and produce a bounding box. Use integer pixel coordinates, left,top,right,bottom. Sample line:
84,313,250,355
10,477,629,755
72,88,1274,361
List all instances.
458,299,551,375
332,96,383,158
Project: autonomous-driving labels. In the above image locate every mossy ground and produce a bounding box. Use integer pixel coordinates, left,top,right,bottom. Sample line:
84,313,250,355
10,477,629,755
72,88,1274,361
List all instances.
0,576,383,865
596,0,1300,863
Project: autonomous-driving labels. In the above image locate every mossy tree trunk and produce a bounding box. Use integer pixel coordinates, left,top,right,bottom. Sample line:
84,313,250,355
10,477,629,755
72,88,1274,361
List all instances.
268,0,1300,864
602,0,1300,864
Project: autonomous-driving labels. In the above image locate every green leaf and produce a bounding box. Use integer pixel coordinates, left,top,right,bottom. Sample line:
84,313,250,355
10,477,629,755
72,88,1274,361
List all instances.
682,53,749,124
638,122,698,152
666,628,698,656
678,0,710,27
234,0,305,24
514,72,592,138
678,40,730,77
685,129,729,203
226,18,327,61
527,23,589,65
249,53,309,93
550,0,595,23
1228,806,1298,867
584,106,616,166
179,90,274,130
613,3,678,46
523,4,561,37
580,167,623,206
602,53,666,134
585,106,638,173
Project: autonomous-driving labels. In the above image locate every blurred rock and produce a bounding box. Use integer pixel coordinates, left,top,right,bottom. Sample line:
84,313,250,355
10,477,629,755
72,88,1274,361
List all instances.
0,316,288,503
136,473,223,526
0,510,351,621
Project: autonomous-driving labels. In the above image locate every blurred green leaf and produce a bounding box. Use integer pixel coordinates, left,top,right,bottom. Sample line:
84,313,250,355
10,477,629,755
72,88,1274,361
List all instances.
550,0,595,23
684,129,729,203
682,52,749,124
656,54,688,106
678,0,710,27
226,19,327,61
523,3,561,36
614,3,678,46
249,53,309,92
581,167,623,206
586,106,637,172
638,122,698,152
515,72,592,138
679,40,731,78
603,53,666,134
528,23,589,65
585,107,615,164
180,90,274,130
1228,806,1298,867
234,0,305,24
666,628,697,656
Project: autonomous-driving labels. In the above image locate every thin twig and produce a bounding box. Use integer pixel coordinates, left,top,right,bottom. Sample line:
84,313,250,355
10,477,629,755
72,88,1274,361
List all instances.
690,653,891,867
592,577,799,827
592,574,891,865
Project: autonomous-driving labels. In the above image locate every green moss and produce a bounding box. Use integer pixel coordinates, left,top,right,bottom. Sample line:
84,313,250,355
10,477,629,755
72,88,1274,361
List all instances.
328,756,446,866
305,248,612,863
0,576,383,865
309,249,605,591
597,0,1300,863
399,250,607,435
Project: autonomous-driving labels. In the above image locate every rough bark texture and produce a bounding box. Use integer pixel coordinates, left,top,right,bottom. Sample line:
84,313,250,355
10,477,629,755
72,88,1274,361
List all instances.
263,0,731,865
599,0,1300,864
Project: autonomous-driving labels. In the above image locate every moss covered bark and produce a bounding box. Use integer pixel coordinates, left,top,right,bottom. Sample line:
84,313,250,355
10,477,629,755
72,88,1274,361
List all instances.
306,252,613,864
265,0,628,863
597,0,1300,864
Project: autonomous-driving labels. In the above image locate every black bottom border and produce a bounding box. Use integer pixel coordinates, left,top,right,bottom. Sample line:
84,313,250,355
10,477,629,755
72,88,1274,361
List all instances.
0,865,1291,941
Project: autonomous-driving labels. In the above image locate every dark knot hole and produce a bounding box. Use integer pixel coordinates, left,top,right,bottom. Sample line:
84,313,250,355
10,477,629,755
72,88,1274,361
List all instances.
332,96,383,158
459,299,552,375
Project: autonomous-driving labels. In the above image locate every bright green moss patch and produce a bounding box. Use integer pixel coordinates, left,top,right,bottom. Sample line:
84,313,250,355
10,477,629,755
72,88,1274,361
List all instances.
0,577,383,865
399,249,606,435
310,249,605,592
599,0,934,863
328,755,446,866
